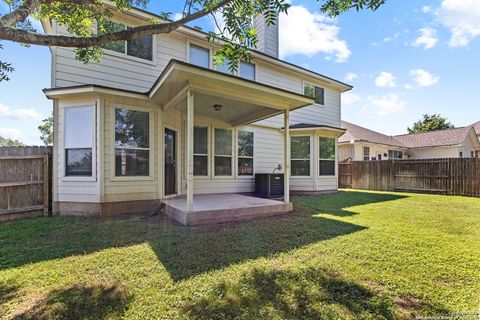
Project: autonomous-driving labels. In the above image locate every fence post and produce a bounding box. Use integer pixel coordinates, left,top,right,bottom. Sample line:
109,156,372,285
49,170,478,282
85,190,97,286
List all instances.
43,154,49,216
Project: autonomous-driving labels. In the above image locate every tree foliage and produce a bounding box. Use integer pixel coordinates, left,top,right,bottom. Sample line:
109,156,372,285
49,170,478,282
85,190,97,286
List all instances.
0,0,386,80
0,135,25,146
407,114,455,134
38,111,53,146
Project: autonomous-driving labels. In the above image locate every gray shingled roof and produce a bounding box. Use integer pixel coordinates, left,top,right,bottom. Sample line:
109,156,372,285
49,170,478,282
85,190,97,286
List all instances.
339,121,405,147
394,126,473,148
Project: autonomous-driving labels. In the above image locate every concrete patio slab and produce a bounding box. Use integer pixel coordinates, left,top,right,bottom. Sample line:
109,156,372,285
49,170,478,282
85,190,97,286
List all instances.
162,194,293,226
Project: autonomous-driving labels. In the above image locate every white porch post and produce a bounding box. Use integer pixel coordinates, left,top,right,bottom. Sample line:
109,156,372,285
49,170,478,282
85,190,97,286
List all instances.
186,89,194,213
284,109,290,204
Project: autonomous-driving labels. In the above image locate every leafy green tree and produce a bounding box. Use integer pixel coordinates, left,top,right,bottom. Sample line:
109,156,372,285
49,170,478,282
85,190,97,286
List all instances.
407,114,455,134
0,0,386,81
38,112,53,146
0,135,25,146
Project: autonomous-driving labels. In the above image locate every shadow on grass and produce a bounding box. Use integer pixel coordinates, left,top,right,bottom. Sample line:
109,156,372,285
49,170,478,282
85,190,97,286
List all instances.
181,267,451,320
295,190,408,216
182,267,397,320
8,282,129,320
0,191,404,281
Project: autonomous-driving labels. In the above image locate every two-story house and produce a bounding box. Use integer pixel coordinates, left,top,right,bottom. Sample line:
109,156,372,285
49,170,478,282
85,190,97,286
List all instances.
41,4,351,225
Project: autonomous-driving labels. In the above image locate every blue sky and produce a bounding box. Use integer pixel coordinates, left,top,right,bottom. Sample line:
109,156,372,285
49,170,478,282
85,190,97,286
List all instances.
1,0,480,145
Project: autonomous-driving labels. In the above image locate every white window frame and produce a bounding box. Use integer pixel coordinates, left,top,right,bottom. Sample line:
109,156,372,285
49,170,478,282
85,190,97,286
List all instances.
319,136,336,177
62,104,97,182
303,81,325,106
236,129,254,178
193,125,210,177
213,126,234,178
187,40,213,69
290,135,312,178
95,21,156,65
363,146,370,161
110,104,154,181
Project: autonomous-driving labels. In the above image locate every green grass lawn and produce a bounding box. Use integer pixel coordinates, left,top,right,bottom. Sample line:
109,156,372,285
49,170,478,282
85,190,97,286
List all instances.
1,190,479,319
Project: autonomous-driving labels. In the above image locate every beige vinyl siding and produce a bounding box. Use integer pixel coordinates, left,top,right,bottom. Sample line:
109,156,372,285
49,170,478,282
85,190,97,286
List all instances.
253,15,279,58
254,86,341,129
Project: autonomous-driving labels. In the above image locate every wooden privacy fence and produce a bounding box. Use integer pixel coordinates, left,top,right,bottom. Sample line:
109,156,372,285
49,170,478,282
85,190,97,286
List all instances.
0,147,52,221
339,158,480,197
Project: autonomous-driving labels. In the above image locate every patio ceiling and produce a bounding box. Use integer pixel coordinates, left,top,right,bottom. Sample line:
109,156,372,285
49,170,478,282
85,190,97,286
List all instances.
149,60,314,126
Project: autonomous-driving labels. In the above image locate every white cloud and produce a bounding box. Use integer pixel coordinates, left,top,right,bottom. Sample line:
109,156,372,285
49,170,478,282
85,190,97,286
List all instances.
375,72,397,88
172,12,183,21
437,0,480,47
342,92,361,106
345,72,358,82
404,84,413,90
0,104,43,121
279,5,351,62
422,6,432,13
411,27,438,49
0,128,23,141
361,93,406,116
410,69,440,87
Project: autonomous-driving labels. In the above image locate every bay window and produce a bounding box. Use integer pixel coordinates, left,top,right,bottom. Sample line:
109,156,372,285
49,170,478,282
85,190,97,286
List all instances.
214,128,232,176
238,131,254,176
319,137,336,176
114,108,150,176
64,106,94,177
194,126,208,176
98,21,153,61
291,136,310,176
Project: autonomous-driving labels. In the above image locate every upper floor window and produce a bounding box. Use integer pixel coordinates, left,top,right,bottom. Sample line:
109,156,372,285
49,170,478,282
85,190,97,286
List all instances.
114,108,150,176
319,137,335,176
215,57,234,75
304,82,325,105
239,61,255,81
189,44,210,68
238,131,254,176
65,106,94,177
291,136,310,176
98,21,153,61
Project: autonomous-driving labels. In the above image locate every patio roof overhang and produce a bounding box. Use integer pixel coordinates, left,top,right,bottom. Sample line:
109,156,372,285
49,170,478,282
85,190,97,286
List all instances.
44,60,314,127
149,60,315,126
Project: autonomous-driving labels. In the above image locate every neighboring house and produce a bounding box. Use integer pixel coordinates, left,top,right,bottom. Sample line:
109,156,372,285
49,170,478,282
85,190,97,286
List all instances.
473,121,480,143
339,121,480,161
339,121,406,161
40,4,351,224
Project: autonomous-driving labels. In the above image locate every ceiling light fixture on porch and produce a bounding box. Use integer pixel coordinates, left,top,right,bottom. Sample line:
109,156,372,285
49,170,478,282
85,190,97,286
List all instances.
213,104,223,111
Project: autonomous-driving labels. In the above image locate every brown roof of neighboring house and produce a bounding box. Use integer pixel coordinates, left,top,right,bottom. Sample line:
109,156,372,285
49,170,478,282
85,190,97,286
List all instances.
394,126,474,148
472,121,480,134
339,121,405,147
340,120,478,149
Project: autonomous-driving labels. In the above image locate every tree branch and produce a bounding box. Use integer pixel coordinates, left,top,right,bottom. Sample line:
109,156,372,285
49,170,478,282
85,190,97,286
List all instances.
0,0,234,47
0,0,43,27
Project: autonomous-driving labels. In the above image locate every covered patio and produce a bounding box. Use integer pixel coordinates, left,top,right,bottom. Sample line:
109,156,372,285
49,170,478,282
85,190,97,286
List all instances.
150,60,314,225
